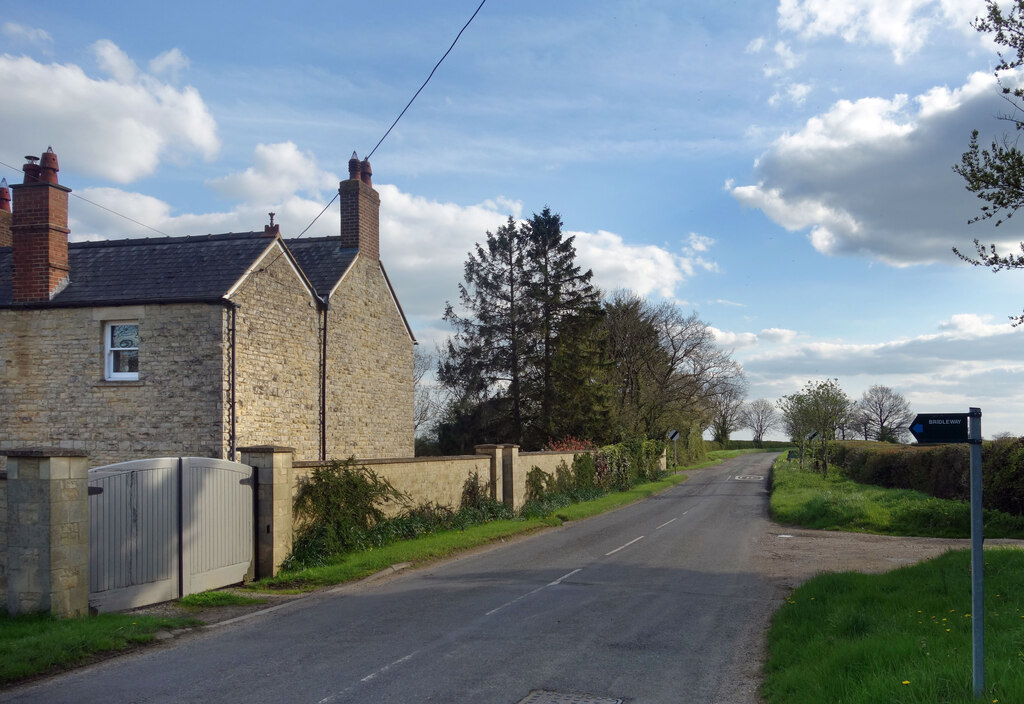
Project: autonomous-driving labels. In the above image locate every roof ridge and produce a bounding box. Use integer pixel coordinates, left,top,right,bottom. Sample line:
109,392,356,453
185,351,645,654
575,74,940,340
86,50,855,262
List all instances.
69,231,266,249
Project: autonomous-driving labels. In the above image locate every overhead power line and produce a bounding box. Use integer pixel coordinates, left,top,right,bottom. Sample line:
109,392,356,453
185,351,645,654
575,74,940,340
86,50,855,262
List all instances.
365,0,488,161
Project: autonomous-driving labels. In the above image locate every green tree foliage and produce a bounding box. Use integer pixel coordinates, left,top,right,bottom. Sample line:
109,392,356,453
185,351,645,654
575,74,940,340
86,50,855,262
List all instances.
778,379,852,473
438,210,606,451
525,208,609,444
440,216,536,445
602,291,743,442
953,0,1024,325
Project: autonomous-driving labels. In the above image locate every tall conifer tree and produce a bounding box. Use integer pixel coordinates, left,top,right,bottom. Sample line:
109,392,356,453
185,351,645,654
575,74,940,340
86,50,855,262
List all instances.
440,217,536,445
525,207,606,444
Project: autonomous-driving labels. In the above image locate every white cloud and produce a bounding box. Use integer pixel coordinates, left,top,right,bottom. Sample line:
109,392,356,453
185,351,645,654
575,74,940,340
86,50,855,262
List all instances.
1,22,53,51
746,36,767,53
787,82,812,104
572,230,689,298
0,41,219,183
687,232,714,252
148,48,190,82
710,328,760,348
209,142,337,203
776,0,983,62
730,69,1024,265
759,327,798,343
709,326,799,348
93,39,138,83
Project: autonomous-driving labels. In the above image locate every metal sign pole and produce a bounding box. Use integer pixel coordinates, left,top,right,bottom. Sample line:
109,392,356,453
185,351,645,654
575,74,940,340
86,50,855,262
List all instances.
969,407,984,698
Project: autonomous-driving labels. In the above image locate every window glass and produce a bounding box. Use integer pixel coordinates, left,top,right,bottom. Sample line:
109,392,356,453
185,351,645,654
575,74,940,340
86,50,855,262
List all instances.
105,322,139,380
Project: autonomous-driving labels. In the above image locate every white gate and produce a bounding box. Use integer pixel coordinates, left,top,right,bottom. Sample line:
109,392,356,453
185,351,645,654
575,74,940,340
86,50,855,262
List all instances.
88,457,254,612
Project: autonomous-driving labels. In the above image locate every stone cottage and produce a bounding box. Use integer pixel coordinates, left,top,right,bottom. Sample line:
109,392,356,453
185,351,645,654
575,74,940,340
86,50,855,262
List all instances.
0,148,415,471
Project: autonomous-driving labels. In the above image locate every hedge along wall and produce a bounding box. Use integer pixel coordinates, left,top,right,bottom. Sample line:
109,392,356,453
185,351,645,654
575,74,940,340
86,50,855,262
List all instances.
830,439,1024,516
292,455,492,518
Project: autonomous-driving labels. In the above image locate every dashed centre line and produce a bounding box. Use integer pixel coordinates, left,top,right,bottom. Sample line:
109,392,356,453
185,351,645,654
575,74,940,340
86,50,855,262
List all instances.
605,536,644,556
485,568,583,616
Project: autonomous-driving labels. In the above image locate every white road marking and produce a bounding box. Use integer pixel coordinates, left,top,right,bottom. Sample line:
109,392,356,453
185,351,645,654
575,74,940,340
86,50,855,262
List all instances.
549,568,582,585
359,651,419,683
316,651,421,702
605,536,644,555
656,518,677,530
485,568,583,616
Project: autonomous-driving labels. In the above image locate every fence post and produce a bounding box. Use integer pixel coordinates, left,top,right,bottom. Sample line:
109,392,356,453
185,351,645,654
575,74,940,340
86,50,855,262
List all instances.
4,449,89,618
239,446,294,579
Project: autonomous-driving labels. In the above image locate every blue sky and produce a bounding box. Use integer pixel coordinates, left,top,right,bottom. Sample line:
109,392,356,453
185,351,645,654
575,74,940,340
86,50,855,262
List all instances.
2,0,1022,438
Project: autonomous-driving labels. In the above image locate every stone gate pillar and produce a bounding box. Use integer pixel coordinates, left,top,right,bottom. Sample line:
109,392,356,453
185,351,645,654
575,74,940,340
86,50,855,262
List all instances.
240,446,294,579
5,449,89,618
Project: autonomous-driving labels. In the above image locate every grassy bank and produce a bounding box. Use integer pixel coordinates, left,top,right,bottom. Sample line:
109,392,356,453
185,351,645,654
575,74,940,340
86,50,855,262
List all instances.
764,548,1024,704
0,613,199,685
770,457,1024,538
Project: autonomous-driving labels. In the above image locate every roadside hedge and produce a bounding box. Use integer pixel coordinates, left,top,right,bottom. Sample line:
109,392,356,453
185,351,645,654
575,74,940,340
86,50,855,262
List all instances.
829,438,1024,516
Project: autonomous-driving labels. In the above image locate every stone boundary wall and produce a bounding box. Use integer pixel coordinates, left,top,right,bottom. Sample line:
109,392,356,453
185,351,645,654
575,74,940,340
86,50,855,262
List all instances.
0,445,612,614
293,455,492,518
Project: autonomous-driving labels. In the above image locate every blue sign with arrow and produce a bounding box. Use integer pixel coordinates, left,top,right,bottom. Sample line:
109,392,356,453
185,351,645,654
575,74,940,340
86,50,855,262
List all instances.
909,413,969,444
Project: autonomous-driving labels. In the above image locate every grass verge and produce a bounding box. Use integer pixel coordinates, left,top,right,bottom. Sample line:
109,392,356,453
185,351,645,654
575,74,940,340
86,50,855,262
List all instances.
0,612,199,686
178,591,268,608
763,547,1024,704
770,457,1024,538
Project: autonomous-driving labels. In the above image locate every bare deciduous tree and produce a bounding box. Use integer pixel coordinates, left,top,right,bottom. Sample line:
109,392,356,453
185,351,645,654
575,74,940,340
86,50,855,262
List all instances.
740,398,779,446
857,384,913,443
414,346,442,436
709,376,748,445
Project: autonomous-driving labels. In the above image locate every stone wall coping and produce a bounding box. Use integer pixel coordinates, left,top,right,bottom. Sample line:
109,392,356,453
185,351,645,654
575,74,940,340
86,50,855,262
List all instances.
519,449,595,456
3,448,89,458
293,455,485,468
238,445,297,453
474,444,520,450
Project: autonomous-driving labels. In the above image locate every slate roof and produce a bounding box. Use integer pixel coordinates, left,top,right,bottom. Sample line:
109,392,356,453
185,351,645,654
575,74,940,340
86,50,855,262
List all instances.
0,232,379,312
0,232,281,307
286,237,358,298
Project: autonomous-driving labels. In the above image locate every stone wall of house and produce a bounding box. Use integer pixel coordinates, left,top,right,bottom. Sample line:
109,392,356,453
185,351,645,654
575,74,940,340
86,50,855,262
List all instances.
230,246,321,461
0,304,225,471
325,257,414,459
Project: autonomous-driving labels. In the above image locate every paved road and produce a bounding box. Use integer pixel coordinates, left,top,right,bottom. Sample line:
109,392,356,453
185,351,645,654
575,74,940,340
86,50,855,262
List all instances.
3,453,782,704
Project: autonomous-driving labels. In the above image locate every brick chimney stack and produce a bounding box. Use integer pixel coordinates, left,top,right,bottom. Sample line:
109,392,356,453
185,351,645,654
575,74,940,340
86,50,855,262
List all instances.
0,179,12,248
11,147,72,303
338,151,379,259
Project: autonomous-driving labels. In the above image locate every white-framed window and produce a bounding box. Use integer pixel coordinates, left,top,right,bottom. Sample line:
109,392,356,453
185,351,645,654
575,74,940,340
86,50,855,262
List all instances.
104,321,140,381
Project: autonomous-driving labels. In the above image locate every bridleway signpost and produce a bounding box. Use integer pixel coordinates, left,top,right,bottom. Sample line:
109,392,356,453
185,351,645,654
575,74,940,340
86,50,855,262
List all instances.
909,408,984,698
